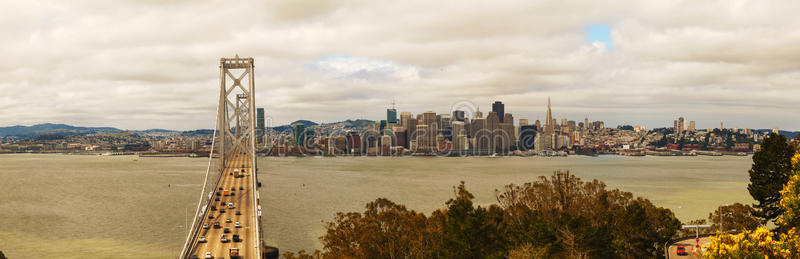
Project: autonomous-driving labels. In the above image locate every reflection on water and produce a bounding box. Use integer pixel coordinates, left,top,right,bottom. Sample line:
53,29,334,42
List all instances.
0,154,752,257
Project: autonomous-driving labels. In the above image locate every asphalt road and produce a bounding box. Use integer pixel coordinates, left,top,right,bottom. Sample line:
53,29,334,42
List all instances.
189,151,259,258
668,236,710,258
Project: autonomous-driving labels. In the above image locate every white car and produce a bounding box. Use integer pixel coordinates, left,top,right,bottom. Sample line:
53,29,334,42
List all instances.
228,202,234,209
202,223,209,229
198,236,207,243
235,222,241,228
204,252,213,259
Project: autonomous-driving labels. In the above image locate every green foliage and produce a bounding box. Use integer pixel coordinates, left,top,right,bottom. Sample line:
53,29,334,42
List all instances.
707,203,760,233
309,171,681,258
748,133,796,224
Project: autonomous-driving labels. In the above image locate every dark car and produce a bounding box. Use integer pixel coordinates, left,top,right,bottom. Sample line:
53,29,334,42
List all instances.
213,222,221,229
215,197,220,201
239,186,243,190
224,227,231,233
218,187,222,191
232,234,241,242
216,191,220,196
190,255,199,259
211,206,216,211
676,246,688,256
235,210,241,215
208,214,214,219
220,208,226,213
231,187,235,191
230,191,235,196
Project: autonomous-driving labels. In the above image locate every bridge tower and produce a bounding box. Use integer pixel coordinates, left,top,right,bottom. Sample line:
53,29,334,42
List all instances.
181,55,269,259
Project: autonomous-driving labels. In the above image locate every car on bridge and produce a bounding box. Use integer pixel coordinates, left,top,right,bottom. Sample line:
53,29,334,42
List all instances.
235,210,241,215
224,227,231,233
677,246,688,256
202,223,209,229
213,222,221,229
225,218,232,223
204,252,213,259
208,214,214,219
235,222,241,228
239,186,243,190
228,202,234,209
232,233,241,242
220,234,230,243
198,236,207,243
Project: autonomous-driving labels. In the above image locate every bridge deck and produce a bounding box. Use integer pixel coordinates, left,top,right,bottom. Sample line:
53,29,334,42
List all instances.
188,150,258,258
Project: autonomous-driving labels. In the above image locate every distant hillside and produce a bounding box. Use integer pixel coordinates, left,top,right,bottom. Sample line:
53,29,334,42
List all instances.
181,129,214,136
0,123,123,136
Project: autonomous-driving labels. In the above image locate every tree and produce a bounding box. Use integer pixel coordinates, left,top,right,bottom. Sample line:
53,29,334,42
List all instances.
707,203,760,233
748,133,795,224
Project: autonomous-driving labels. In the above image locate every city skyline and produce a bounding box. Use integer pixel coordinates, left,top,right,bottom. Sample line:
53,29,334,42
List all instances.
2,1,800,130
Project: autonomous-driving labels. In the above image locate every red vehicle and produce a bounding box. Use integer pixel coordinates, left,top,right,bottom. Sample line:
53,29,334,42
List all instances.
676,246,688,256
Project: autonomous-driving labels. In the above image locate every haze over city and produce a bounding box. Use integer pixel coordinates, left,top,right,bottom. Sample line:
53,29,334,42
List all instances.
3,0,800,131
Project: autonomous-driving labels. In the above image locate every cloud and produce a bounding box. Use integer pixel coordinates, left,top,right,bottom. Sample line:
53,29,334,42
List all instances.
1,0,799,130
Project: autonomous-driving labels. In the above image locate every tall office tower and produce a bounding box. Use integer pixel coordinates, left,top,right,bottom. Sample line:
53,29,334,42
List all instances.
578,122,584,129
415,124,429,151
519,118,529,126
453,110,466,122
400,112,411,127
584,117,589,129
567,120,576,133
387,108,397,124
519,125,537,150
486,112,500,152
720,122,723,130
256,108,265,144
504,114,514,126
257,108,265,130
293,123,306,147
545,97,553,133
439,114,452,129
472,118,488,151
689,121,696,132
674,120,679,132
407,118,418,146
492,101,505,123
535,120,541,130
561,118,568,126
678,117,685,133
422,111,438,151
474,105,483,119
452,121,465,150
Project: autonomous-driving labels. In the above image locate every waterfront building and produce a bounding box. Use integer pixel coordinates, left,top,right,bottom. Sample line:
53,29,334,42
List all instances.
422,111,438,151
415,124,429,152
486,112,500,152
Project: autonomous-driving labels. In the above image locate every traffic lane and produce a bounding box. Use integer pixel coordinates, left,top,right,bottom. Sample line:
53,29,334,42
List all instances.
190,154,256,258
668,237,710,258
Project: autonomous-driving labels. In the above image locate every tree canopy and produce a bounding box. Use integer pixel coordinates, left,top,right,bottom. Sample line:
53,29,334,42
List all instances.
748,133,796,224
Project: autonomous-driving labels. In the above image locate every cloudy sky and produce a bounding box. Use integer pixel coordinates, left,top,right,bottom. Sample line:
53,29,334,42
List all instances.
2,0,799,130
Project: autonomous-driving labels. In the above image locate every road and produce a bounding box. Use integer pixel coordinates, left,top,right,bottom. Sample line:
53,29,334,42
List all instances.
188,150,259,258
668,236,710,258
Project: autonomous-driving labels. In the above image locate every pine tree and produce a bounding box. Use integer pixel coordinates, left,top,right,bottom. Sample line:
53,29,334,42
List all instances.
747,133,795,224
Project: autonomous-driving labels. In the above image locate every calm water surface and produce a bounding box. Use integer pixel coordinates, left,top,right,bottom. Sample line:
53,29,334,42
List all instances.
0,154,752,257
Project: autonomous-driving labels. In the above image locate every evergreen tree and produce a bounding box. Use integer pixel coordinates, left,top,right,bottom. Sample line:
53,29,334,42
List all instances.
747,133,796,224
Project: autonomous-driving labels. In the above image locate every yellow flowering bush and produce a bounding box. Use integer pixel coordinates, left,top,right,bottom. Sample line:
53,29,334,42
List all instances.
704,153,800,258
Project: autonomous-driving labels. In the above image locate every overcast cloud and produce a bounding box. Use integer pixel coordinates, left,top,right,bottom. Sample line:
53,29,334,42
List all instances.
1,0,799,130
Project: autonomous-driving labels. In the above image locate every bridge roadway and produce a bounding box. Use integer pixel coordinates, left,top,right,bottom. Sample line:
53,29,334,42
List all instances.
189,150,258,258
